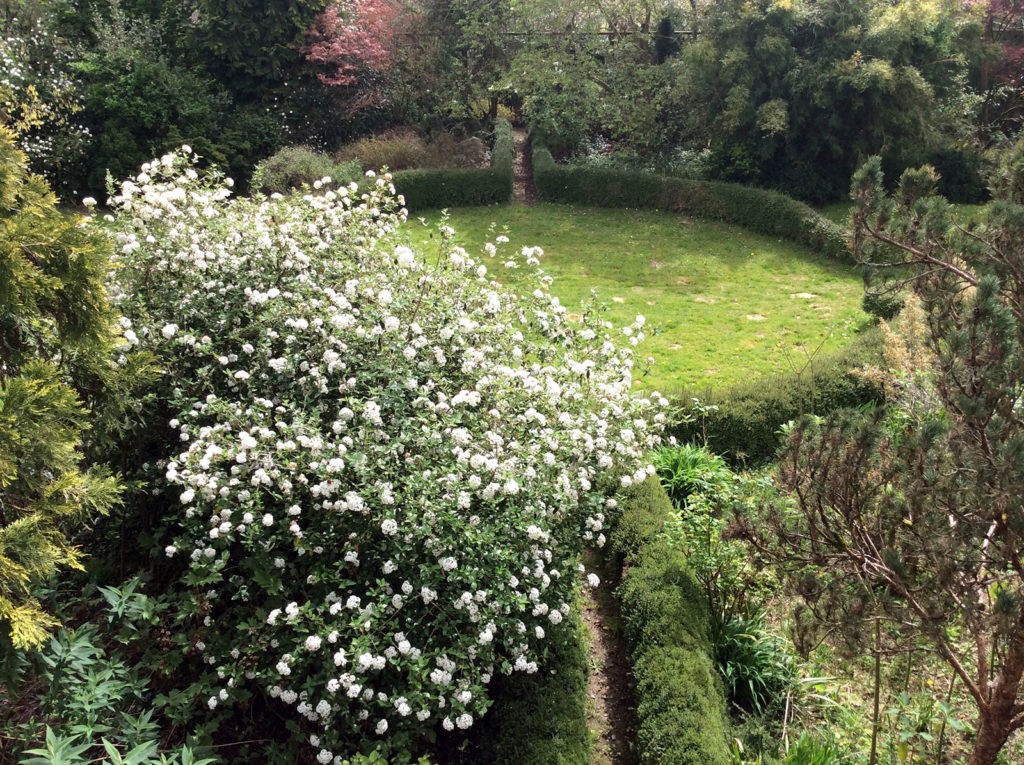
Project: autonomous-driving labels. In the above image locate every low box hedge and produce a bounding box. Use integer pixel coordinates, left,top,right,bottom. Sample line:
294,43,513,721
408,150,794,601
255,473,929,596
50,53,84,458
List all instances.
463,609,590,765
673,326,885,466
606,477,732,765
393,118,515,211
531,143,851,263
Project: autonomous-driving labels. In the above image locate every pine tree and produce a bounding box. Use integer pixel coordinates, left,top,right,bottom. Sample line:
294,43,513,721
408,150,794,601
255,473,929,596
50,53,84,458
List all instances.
753,148,1024,765
0,125,121,653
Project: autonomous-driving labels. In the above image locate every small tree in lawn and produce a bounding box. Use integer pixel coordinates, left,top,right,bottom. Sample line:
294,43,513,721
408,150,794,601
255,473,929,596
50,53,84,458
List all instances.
753,148,1024,765
0,126,121,658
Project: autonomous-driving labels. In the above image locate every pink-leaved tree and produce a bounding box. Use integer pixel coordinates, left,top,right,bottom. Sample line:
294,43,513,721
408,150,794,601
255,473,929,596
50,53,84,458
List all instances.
305,0,400,88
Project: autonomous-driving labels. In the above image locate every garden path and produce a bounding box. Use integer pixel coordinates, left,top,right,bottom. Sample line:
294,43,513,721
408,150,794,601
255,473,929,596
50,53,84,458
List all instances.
512,128,536,205
582,551,640,765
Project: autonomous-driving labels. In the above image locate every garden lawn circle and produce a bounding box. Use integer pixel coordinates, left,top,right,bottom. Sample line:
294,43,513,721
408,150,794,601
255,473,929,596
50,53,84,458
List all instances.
411,204,867,394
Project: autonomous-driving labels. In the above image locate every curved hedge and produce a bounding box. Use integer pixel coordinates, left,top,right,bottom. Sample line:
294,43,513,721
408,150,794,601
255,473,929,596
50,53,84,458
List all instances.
532,143,850,262
393,118,514,211
673,326,885,466
607,478,732,765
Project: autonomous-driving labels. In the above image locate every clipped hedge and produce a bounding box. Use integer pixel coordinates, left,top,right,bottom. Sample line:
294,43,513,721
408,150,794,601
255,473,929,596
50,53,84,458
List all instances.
673,327,885,466
490,117,515,178
464,610,590,765
393,118,515,211
606,478,732,765
532,143,850,262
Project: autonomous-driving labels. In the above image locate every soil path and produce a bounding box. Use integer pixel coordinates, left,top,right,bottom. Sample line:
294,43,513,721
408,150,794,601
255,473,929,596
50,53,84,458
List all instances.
582,551,640,765
511,128,536,205
511,127,639,762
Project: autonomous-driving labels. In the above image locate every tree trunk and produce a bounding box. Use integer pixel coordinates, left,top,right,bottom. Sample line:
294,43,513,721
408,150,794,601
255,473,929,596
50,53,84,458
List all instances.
968,612,1024,765
970,709,1016,765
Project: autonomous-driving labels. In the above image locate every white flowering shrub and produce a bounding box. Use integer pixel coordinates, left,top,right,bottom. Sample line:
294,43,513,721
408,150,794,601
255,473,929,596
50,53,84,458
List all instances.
0,19,90,185
105,150,666,761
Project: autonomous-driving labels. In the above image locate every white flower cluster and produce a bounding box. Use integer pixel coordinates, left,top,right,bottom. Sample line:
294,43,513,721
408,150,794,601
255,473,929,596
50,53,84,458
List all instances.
106,151,666,761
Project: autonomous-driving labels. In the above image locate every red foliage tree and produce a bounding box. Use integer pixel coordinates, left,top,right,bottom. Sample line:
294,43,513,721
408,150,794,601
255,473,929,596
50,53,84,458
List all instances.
305,0,400,87
974,0,1024,139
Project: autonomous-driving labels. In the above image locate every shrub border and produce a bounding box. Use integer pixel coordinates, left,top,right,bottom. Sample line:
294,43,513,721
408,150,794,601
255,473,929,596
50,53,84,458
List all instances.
531,142,851,262
605,477,733,765
463,608,591,764
392,119,514,211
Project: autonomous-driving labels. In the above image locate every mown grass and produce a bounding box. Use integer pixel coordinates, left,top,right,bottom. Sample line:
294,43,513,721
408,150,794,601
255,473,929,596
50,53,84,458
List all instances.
818,200,987,227
408,204,868,394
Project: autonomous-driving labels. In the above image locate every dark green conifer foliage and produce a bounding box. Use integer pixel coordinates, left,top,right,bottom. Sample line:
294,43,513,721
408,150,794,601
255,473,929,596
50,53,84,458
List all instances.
653,17,680,64
754,145,1024,765
0,126,121,652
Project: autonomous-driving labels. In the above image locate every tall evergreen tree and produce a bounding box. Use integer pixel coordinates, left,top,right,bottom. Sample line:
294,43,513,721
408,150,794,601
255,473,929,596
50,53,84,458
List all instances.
0,126,121,655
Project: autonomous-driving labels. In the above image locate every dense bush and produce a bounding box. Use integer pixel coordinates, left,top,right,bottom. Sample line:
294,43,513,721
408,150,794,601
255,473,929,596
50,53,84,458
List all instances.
392,118,514,211
251,146,362,195
70,4,280,195
882,145,988,205
606,478,732,765
672,328,885,465
337,128,489,172
104,149,662,761
0,128,122,655
10,583,214,763
0,14,90,192
462,610,590,764
711,611,795,716
336,130,431,172
532,144,851,262
571,140,712,182
651,444,732,509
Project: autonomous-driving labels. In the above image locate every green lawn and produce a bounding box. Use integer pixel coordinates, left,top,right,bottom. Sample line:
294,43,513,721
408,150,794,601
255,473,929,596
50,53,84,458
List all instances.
818,200,987,227
406,203,868,394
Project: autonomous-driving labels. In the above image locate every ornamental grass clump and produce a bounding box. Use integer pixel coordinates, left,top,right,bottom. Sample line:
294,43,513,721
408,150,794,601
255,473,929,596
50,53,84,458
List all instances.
104,150,666,761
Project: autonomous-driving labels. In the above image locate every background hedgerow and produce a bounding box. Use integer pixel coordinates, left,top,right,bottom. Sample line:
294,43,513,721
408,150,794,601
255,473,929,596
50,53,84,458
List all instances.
531,143,851,263
102,151,666,762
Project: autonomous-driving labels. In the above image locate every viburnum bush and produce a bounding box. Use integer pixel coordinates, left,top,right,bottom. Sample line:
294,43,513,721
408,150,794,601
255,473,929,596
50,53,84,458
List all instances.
103,151,666,762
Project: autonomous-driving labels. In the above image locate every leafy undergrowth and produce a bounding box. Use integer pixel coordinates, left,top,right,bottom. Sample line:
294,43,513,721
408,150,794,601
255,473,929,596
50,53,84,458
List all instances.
453,609,591,765
410,204,867,394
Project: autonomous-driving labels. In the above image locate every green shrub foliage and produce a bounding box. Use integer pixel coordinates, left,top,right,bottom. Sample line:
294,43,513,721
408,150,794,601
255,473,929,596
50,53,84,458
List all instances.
531,143,850,262
463,611,590,765
392,118,514,211
251,146,362,195
651,444,732,509
104,149,662,760
393,167,510,210
0,127,121,652
608,478,732,765
672,328,885,465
